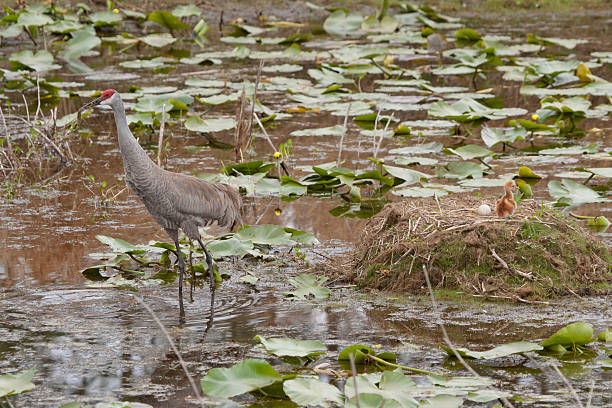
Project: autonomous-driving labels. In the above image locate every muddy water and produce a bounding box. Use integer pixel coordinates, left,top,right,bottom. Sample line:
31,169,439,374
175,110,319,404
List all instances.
0,7,611,408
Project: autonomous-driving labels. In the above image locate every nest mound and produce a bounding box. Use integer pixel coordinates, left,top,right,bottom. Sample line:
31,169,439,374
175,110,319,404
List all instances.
337,196,612,301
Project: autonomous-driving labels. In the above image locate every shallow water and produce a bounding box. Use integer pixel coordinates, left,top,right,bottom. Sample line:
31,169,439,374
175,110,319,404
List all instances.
0,5,611,408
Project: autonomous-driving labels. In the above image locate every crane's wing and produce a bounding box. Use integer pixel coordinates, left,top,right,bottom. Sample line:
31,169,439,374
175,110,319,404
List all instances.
163,170,242,230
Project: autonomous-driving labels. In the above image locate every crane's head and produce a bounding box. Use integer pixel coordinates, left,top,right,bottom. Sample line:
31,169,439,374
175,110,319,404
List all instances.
80,89,119,110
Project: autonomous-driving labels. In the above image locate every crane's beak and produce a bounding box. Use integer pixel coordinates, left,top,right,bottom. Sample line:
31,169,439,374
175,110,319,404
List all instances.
79,95,104,111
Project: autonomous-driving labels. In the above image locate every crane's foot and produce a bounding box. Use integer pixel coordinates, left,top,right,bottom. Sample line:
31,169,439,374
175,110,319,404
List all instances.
174,238,187,322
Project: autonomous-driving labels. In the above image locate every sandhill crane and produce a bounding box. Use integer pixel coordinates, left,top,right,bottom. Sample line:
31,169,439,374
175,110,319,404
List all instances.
496,180,518,217
81,89,242,315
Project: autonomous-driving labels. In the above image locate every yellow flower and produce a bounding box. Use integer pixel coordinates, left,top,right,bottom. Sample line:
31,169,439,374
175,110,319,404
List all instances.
273,151,281,159
531,114,539,121
112,8,119,13
274,208,282,215
379,158,384,164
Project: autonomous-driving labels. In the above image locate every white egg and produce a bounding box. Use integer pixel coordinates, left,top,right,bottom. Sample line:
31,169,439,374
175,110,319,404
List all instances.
477,204,491,216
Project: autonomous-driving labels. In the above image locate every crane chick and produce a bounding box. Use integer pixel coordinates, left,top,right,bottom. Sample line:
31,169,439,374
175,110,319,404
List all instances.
81,90,242,314
496,180,518,217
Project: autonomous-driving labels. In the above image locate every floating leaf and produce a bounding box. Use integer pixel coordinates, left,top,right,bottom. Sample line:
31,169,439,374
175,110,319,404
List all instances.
429,98,527,123
140,33,177,48
17,12,53,27
255,336,326,358
290,125,345,137
235,225,295,246
285,274,330,300
389,142,443,155
598,329,612,342
446,144,493,160
542,322,594,349
147,10,189,31
90,11,122,26
338,344,397,365
438,161,483,179
323,9,364,37
539,144,598,155
548,179,606,206
383,165,431,185
9,49,60,72
207,237,256,259
283,378,343,408
454,28,482,47
96,235,145,255
481,126,527,147
172,4,201,17
518,166,542,179
200,359,281,398
442,341,542,359
0,367,35,398
185,116,236,133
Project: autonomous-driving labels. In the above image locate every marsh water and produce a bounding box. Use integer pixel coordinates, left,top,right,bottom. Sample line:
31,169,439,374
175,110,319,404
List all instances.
0,4,611,408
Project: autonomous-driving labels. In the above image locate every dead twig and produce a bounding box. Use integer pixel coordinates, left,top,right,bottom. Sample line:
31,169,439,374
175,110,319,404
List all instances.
489,246,534,281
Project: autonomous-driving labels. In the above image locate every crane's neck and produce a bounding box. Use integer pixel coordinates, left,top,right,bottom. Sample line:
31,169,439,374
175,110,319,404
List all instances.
110,98,154,176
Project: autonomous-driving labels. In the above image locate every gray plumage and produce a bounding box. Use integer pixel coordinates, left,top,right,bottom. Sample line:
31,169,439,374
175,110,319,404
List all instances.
83,89,241,313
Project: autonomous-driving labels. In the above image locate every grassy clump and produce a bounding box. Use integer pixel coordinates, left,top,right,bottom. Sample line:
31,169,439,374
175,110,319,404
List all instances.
339,197,611,301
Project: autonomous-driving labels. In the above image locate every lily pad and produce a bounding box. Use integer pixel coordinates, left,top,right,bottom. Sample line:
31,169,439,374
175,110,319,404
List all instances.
283,378,343,408
285,274,331,300
0,367,35,398
9,50,60,72
185,116,236,133
200,359,281,398
542,322,594,349
442,341,542,359
255,336,326,358
323,9,364,37
548,179,606,206
147,10,189,31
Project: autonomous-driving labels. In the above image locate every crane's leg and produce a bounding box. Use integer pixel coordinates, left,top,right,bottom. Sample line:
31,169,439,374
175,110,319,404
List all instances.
196,238,215,296
173,238,186,319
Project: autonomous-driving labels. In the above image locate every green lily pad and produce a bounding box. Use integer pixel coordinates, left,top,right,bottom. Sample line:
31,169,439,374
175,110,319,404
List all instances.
140,33,176,48
207,237,257,259
285,274,331,300
147,10,189,31
446,144,493,160
442,341,542,359
290,125,345,137
539,143,598,155
90,11,122,26
481,126,527,147
96,235,145,255
9,49,60,72
0,367,35,397
200,359,281,398
17,12,53,27
255,336,326,358
548,179,606,206
389,142,443,155
542,322,594,349
323,9,364,37
438,161,483,179
235,225,295,246
185,116,236,133
598,329,612,342
338,344,397,364
283,377,343,408
172,4,201,18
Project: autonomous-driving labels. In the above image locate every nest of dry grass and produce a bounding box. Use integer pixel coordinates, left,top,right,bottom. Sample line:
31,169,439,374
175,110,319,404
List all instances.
329,195,612,302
